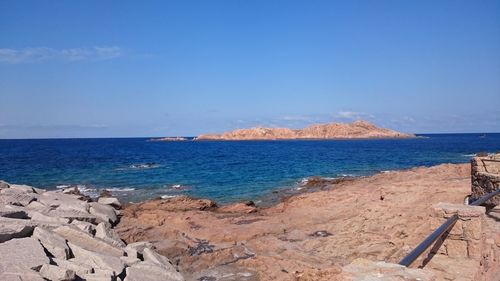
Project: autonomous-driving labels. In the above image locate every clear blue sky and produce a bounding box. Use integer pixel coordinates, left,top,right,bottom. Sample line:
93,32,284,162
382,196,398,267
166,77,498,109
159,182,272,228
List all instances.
1,0,499,138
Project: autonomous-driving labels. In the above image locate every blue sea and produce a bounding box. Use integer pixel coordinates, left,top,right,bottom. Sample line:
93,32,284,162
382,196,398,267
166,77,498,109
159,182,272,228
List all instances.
0,134,499,204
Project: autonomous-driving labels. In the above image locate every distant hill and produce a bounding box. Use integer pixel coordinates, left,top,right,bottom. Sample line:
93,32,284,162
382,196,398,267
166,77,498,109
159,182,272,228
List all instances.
195,120,415,140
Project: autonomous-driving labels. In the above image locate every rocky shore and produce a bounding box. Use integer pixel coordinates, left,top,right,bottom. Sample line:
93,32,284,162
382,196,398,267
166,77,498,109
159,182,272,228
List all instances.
195,120,415,140
1,162,499,280
0,182,184,281
116,163,499,281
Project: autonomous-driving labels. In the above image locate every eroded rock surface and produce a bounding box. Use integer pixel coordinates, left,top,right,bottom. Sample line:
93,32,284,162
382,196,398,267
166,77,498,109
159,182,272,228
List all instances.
116,163,499,280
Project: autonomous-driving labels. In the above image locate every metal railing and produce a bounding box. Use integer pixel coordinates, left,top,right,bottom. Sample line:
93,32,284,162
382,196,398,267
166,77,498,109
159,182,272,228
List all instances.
398,189,500,267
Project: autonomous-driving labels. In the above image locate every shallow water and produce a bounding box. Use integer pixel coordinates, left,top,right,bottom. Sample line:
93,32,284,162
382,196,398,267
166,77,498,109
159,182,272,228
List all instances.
0,134,499,203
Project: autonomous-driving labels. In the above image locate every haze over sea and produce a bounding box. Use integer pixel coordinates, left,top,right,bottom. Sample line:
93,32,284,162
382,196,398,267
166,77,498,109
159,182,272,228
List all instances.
1,134,499,204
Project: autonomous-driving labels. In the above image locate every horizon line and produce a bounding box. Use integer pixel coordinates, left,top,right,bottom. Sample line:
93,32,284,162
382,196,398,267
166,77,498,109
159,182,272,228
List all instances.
1,132,499,141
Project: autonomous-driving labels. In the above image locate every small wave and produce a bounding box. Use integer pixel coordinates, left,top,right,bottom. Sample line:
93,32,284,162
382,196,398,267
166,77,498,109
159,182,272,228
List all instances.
336,174,357,178
116,163,161,171
105,187,136,192
71,184,99,198
55,184,136,198
462,154,477,157
163,184,189,191
129,163,160,169
160,195,178,199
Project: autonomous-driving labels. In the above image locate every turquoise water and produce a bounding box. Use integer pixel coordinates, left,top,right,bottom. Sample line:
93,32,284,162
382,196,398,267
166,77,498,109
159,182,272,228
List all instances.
0,134,499,203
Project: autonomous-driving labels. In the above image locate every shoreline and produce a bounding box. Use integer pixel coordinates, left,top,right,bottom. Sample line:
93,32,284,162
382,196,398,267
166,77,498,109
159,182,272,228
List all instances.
115,162,497,280
17,161,473,207
1,161,499,280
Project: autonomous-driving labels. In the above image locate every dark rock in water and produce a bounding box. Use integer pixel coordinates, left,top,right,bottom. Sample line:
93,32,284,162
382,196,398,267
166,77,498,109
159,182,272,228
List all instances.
243,200,255,206
302,176,353,188
309,230,333,237
99,190,113,198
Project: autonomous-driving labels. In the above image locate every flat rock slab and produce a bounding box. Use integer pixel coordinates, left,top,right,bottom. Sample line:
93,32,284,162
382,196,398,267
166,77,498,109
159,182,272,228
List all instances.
33,227,71,260
38,192,89,213
52,258,93,277
0,217,34,243
125,261,185,281
69,242,125,275
0,268,45,281
0,208,29,219
31,211,71,224
46,209,98,224
53,225,125,257
39,264,76,281
0,237,50,272
8,184,35,193
80,273,115,281
0,193,36,206
98,197,122,209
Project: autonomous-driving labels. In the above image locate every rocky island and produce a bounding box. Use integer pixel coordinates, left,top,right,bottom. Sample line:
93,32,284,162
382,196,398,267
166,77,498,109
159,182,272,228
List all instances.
195,120,415,140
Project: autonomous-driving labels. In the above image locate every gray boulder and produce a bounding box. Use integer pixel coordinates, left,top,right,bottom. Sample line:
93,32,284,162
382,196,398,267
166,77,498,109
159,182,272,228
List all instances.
0,268,45,281
26,200,48,211
89,202,118,224
46,209,98,224
95,222,126,248
62,186,79,194
0,180,10,189
70,220,96,234
8,184,35,193
120,255,141,267
38,192,89,213
31,211,71,224
0,217,34,242
0,208,29,219
52,258,93,276
0,237,50,271
98,197,122,209
80,272,115,281
125,261,185,281
0,192,36,206
68,242,125,275
32,227,71,260
53,225,125,257
39,264,76,281
125,241,154,258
